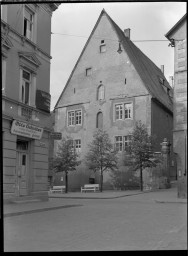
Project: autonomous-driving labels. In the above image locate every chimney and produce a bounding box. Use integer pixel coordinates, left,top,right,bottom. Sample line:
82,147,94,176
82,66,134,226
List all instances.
169,76,174,88
124,28,131,39
161,65,164,74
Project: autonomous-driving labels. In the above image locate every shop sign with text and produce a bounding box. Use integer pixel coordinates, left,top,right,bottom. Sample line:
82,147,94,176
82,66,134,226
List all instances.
11,120,43,140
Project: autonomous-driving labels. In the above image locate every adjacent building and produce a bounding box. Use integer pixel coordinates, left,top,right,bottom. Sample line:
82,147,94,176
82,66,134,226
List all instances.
53,9,175,191
165,14,187,198
2,2,59,203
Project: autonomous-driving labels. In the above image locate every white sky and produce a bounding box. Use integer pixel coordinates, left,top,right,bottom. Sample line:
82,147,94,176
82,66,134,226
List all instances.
50,2,187,111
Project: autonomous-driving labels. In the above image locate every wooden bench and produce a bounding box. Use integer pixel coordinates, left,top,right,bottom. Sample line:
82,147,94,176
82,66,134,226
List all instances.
50,185,65,193
81,184,99,193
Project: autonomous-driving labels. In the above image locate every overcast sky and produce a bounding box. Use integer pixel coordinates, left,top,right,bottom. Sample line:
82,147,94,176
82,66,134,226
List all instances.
50,2,186,111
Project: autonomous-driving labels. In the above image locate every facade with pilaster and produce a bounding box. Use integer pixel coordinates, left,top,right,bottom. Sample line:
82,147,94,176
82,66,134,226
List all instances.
165,14,187,198
1,2,59,203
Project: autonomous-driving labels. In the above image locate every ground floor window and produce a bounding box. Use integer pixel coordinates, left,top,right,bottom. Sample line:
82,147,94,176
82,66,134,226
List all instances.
115,135,132,152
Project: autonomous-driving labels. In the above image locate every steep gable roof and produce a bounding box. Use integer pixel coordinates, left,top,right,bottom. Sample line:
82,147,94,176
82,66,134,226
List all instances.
55,9,173,112
105,11,173,112
165,13,187,39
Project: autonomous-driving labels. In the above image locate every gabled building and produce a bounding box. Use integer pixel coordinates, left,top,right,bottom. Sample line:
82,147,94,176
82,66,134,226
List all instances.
2,2,59,203
165,14,187,198
54,9,175,191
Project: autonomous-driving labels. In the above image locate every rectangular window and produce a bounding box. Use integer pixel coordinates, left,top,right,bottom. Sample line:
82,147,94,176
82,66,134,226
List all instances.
100,44,106,53
75,139,81,152
16,140,28,151
24,7,34,41
124,103,132,119
86,68,92,76
75,110,82,125
124,135,132,149
22,70,31,105
115,102,133,121
115,136,123,152
68,111,75,126
68,110,82,126
115,104,123,120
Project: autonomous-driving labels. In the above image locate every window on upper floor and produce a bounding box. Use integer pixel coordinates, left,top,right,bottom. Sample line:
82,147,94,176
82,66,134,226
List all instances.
124,103,132,119
24,7,34,41
100,40,106,53
21,69,31,105
86,68,92,76
115,102,133,121
97,84,105,100
67,109,82,126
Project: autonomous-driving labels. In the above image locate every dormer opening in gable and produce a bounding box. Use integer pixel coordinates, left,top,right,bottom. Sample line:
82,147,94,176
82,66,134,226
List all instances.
86,67,92,76
100,40,106,53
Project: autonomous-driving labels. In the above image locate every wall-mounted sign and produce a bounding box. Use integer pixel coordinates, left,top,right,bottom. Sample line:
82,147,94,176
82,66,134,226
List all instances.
50,132,62,140
11,120,43,140
36,90,51,113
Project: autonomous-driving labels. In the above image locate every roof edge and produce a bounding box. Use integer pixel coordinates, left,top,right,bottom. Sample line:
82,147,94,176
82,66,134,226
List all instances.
54,9,107,109
165,13,187,39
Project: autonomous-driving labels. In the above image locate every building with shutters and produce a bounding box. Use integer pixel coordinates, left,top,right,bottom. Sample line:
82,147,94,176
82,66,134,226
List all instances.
2,2,59,203
165,14,187,198
53,9,175,191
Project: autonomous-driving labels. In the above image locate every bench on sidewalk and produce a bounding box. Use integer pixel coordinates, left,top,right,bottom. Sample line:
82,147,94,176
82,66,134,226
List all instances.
81,184,99,193
50,185,65,193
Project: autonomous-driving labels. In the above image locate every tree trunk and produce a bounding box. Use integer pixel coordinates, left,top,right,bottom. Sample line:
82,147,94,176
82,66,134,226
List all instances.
100,170,103,192
65,171,68,193
140,164,143,191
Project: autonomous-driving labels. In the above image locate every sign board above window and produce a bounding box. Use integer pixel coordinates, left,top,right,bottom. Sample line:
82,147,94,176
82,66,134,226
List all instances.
36,90,51,113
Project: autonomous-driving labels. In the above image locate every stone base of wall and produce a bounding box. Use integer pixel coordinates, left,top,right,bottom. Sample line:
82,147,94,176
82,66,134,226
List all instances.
3,191,49,204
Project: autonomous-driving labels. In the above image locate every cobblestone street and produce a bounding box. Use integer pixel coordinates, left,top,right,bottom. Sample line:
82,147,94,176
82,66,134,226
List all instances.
4,188,187,251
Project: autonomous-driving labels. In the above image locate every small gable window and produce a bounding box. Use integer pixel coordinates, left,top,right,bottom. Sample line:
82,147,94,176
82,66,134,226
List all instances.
159,77,164,85
100,40,106,53
86,68,92,76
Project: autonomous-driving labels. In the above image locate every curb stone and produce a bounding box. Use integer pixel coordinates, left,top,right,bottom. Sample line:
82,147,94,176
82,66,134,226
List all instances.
4,204,83,218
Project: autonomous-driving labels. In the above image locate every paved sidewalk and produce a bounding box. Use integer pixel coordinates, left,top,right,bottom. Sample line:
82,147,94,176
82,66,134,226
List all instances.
3,187,187,217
